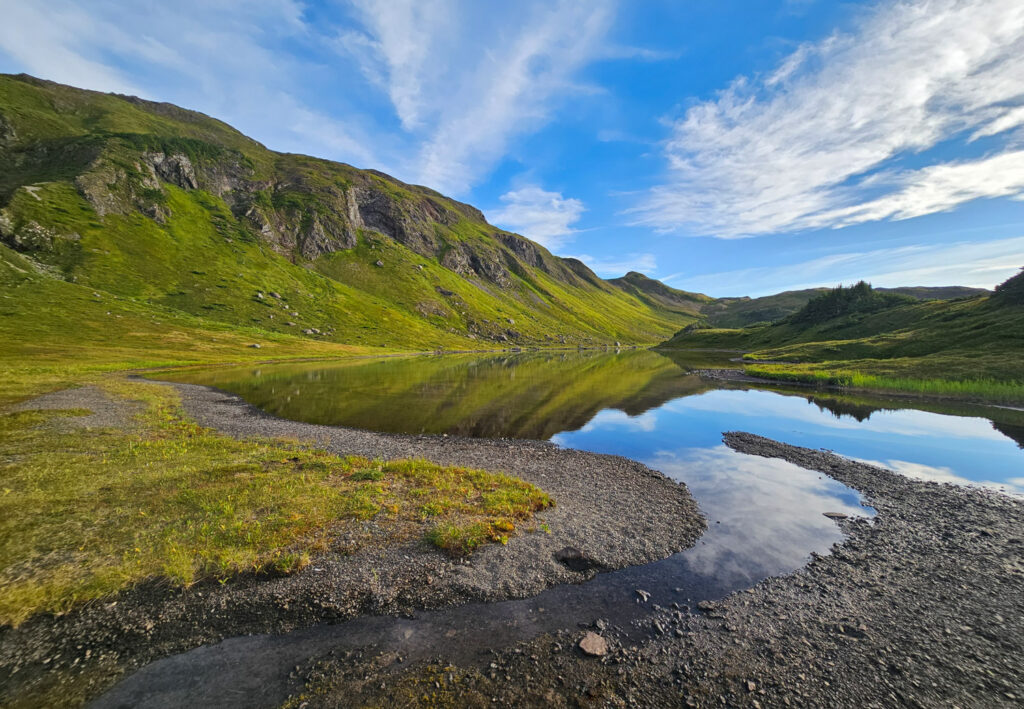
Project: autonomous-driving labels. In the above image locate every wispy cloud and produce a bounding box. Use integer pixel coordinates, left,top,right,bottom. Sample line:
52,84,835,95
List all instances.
669,236,1024,296
341,0,617,193
487,185,585,249
566,252,657,278
632,0,1024,237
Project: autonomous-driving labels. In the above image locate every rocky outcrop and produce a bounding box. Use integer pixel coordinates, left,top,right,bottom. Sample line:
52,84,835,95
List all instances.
0,200,80,253
496,232,552,274
143,152,198,190
0,110,15,147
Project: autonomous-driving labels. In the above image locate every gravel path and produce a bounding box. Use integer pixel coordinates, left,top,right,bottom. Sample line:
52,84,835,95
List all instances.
0,381,704,707
285,432,1024,708
11,386,141,430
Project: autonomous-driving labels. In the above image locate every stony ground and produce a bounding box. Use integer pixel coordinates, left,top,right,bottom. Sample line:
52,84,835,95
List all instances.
282,433,1024,708
0,382,704,707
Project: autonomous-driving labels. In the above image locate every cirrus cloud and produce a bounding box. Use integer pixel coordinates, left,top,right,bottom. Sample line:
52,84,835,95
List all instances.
631,0,1024,237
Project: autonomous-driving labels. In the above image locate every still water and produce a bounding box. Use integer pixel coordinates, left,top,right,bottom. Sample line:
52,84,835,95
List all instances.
161,349,1024,498
101,351,1024,707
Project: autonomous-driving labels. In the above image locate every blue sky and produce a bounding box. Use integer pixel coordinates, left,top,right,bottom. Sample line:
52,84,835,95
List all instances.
2,0,1023,296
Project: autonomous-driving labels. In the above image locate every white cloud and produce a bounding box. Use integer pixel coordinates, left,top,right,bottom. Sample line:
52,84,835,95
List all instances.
341,0,617,193
565,252,657,278
669,236,1024,296
487,186,585,249
631,0,1024,237
811,151,1024,228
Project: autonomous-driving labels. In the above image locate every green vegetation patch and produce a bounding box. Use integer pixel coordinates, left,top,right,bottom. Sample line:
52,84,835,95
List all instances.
744,362,1024,402
0,378,552,626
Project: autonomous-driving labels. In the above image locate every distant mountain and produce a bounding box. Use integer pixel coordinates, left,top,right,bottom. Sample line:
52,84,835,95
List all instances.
609,275,989,329
0,74,696,350
657,273,1023,385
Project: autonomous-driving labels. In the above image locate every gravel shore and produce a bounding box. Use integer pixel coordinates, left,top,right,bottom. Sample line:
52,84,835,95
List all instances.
277,432,1024,708
0,382,704,707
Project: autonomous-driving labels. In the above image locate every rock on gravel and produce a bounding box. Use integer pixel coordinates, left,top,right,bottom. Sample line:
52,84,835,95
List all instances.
579,632,608,657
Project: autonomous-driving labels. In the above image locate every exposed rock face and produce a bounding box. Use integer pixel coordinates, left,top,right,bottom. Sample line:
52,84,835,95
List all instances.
143,152,198,190
0,197,80,253
0,110,15,147
299,215,357,259
347,185,443,256
497,232,550,273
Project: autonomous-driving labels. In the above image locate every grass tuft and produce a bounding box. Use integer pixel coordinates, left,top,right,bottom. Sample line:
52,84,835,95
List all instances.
0,378,552,626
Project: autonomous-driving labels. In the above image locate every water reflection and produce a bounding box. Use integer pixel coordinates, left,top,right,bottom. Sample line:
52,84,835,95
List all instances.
158,351,1024,495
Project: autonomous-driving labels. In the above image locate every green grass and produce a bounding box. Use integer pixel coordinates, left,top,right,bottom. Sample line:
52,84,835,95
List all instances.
743,364,1024,402
0,377,552,626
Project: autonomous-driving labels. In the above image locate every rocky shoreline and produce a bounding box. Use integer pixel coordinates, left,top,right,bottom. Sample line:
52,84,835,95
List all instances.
276,432,1023,708
0,382,704,707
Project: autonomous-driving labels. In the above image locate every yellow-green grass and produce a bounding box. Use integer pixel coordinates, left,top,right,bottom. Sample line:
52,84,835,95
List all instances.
0,377,551,626
744,362,1024,402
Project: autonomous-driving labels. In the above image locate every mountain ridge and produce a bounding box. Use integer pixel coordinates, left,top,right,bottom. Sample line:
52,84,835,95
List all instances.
0,73,994,352
0,73,695,349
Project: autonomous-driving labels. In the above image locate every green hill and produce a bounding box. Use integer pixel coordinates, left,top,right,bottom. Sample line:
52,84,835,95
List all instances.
607,271,711,317
693,285,989,328
0,73,696,367
657,276,1024,400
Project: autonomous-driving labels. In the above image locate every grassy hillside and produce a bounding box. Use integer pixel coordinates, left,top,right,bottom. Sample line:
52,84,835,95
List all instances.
658,276,1024,401
0,74,695,357
607,271,711,317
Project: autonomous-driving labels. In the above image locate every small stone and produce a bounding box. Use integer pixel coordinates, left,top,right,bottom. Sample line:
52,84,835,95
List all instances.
578,632,607,657
255,291,264,299
375,260,384,267
636,589,651,603
248,343,261,349
747,680,757,692
269,292,282,299
823,512,848,520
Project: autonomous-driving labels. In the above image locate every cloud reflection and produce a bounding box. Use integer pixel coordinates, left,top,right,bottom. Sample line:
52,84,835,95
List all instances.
653,445,871,587
577,408,659,433
854,457,1024,497
669,390,1008,442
